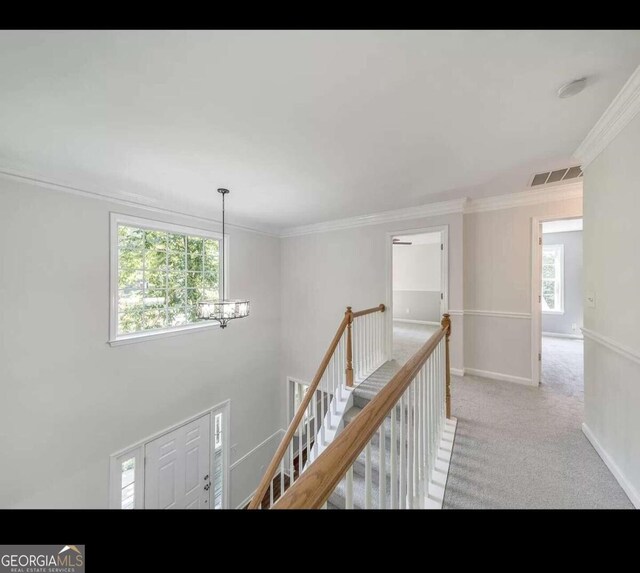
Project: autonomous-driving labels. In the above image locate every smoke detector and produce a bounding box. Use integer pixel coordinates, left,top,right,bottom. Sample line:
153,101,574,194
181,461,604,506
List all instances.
557,78,587,99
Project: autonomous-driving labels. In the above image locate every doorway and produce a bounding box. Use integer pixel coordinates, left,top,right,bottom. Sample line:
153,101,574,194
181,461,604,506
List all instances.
143,404,228,509
388,226,448,364
532,217,584,396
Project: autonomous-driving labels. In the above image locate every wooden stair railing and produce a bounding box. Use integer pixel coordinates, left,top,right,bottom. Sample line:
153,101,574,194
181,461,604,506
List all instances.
271,314,452,509
248,303,387,509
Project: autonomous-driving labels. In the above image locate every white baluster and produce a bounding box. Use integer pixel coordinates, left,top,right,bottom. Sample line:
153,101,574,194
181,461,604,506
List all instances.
399,391,406,509
346,466,354,509
416,368,422,507
365,442,372,509
320,372,326,445
305,395,311,470
280,459,284,504
269,479,274,508
391,403,397,509
379,420,386,509
289,439,294,487
407,381,414,509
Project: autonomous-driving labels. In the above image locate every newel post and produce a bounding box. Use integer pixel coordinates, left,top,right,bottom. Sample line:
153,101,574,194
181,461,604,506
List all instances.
441,313,452,419
345,307,354,387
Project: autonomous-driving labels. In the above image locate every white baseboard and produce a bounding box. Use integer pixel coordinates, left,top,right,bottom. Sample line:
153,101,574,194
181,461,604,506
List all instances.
450,368,465,377
582,423,639,508
543,331,583,340
465,367,534,386
393,318,441,326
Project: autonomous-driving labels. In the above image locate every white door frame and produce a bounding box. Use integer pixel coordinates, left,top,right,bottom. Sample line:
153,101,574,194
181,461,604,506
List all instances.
531,215,583,385
385,225,449,360
109,399,231,509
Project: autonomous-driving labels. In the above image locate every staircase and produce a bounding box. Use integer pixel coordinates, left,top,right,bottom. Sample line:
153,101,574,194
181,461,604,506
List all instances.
248,305,457,510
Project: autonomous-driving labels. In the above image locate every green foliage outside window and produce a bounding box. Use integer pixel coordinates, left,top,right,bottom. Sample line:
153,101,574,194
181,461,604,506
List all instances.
118,225,220,334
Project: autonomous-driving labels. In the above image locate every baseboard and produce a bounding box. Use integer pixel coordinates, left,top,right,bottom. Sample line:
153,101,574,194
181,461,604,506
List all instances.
393,318,441,326
543,331,583,340
582,423,640,508
465,367,534,386
450,368,465,377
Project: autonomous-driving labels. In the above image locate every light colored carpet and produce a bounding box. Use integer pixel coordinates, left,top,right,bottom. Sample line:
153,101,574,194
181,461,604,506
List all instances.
542,335,584,400
443,373,632,509
392,321,439,364
390,323,632,509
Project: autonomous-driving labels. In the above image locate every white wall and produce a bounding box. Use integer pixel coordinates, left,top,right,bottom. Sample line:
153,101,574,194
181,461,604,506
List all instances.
542,230,583,336
582,111,640,506
280,213,464,398
392,243,441,291
393,242,441,322
0,177,283,509
463,197,582,381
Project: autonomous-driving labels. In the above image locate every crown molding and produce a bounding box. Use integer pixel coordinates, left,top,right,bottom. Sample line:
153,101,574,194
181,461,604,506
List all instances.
280,182,583,238
463,181,583,214
0,168,279,237
574,64,640,169
280,198,468,238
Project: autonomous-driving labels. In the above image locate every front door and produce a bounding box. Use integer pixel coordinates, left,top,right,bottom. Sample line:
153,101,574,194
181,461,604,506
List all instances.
144,414,211,509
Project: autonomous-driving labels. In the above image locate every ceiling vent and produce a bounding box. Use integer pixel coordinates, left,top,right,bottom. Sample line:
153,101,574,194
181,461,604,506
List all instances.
530,166,582,187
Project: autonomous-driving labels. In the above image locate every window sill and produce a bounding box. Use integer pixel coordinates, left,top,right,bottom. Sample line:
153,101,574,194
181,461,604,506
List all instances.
542,310,565,316
109,320,223,346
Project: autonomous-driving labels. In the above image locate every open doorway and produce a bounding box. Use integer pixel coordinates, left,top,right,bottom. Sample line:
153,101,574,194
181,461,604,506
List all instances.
389,227,448,364
535,217,584,397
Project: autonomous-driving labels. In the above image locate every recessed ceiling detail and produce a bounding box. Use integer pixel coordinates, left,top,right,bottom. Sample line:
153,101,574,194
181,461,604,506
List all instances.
530,166,583,187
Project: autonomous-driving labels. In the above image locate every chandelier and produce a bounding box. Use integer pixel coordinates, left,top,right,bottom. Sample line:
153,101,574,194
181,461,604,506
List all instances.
198,188,250,328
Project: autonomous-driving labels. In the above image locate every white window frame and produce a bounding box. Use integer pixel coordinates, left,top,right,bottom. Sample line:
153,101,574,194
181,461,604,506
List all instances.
108,399,231,509
109,213,228,346
542,244,564,315
109,446,144,510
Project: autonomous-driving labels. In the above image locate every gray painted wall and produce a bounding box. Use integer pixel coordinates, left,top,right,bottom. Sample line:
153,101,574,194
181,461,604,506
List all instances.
542,230,583,336
393,290,441,322
0,177,283,509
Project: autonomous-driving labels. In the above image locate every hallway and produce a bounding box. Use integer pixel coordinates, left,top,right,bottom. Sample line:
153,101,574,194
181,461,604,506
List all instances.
443,374,632,508
542,335,584,399
391,321,632,508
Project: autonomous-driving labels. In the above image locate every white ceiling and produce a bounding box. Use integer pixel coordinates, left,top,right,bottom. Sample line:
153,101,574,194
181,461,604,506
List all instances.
542,218,583,234
1,30,639,233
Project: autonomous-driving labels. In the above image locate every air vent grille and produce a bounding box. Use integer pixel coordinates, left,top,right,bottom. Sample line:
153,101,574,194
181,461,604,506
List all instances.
530,166,582,187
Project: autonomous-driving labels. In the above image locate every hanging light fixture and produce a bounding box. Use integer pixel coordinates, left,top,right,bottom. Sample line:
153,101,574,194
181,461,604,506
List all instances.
198,188,250,328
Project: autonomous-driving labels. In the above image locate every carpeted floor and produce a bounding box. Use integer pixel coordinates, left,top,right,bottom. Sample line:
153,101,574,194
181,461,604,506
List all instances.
392,322,632,509
392,321,439,364
541,335,584,400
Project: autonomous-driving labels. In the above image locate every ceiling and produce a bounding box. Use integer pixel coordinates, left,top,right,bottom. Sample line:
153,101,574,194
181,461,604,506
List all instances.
1,30,638,233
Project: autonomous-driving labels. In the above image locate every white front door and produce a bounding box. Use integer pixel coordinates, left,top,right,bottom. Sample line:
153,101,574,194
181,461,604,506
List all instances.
144,414,211,509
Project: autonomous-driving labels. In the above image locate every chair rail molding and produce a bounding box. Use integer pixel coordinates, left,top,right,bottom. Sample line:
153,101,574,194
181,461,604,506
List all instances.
463,310,532,319
574,64,640,169
446,309,531,319
581,328,640,366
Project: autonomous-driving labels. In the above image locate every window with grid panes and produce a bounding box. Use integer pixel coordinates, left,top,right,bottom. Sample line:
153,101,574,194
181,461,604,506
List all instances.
114,216,221,339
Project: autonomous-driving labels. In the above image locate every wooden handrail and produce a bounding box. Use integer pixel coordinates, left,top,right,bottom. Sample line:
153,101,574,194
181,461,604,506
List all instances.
272,314,451,509
247,303,386,509
352,303,386,318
